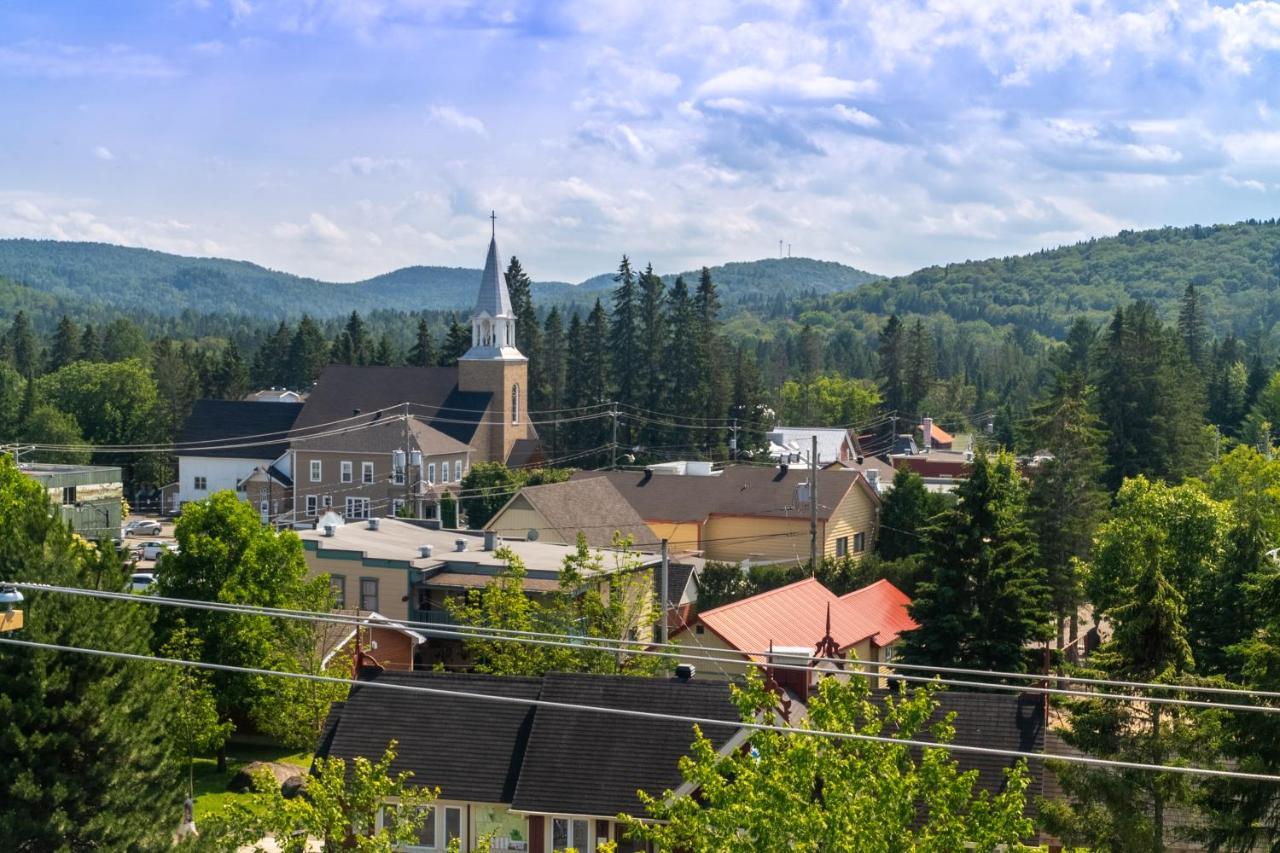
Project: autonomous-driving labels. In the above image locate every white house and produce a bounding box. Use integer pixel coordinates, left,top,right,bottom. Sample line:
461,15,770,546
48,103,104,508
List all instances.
175,399,303,509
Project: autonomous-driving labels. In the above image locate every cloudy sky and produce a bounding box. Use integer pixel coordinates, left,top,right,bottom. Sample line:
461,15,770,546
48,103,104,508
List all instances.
2,1,1280,282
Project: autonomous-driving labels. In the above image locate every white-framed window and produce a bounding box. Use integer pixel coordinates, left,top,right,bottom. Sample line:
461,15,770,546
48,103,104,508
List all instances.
193,476,207,491
378,803,465,852
362,462,374,484
427,462,436,484
341,461,353,483
305,495,318,516
330,574,345,608
310,459,322,482
550,816,593,852
854,531,866,552
346,496,370,519
454,460,463,481
359,577,378,612
392,498,405,517
512,383,519,424
322,495,333,509
258,499,269,520
835,536,849,557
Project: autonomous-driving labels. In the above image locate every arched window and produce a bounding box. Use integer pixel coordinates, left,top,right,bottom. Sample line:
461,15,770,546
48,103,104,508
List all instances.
511,383,520,425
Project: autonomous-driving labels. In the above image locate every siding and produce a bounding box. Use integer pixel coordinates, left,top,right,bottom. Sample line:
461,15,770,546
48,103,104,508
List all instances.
643,520,701,551
701,516,812,564
486,496,566,544
305,553,412,622
822,484,877,560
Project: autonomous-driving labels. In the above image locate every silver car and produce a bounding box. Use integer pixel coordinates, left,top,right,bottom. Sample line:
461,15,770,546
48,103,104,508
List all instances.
129,572,156,593
125,520,163,537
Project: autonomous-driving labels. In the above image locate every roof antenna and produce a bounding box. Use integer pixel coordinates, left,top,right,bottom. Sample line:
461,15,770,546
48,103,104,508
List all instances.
490,210,496,238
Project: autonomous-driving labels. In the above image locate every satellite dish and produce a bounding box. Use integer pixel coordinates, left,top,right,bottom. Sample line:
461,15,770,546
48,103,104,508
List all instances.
527,529,540,542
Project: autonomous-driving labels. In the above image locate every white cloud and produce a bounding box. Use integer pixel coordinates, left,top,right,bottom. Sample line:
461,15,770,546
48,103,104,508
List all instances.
0,41,178,78
697,64,875,102
829,104,880,128
333,156,411,176
272,212,349,244
93,146,115,161
427,104,487,135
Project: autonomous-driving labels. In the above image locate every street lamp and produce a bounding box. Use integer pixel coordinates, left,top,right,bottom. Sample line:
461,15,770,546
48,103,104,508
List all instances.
0,584,23,633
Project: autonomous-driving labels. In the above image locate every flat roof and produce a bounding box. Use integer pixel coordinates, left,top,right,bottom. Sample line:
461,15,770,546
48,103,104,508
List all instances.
19,463,123,478
297,516,661,575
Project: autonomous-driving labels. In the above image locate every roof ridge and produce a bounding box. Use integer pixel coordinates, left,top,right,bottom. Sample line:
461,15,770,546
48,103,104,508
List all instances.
698,576,833,618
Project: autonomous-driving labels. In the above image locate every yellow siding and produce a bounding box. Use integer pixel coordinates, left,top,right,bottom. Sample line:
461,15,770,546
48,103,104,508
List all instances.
673,625,755,677
486,496,569,544
700,516,812,564
304,554,410,622
646,521,702,551
822,484,877,560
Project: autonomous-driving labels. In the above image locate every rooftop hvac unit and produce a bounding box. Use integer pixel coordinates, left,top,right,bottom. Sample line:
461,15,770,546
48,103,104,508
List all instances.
419,544,434,558
367,518,380,531
322,524,336,537
455,538,468,552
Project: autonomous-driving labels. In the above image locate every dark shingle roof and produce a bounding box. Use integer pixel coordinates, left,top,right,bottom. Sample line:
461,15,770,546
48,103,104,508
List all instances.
294,365,491,446
316,670,540,803
491,477,659,549
178,400,303,460
573,465,876,523
510,673,741,816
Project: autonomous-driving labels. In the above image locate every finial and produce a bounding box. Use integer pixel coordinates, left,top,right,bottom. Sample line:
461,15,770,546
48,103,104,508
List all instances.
490,210,496,238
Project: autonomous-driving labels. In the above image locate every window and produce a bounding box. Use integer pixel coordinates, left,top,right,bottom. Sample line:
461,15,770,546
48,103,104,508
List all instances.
361,462,374,484
330,574,345,608
835,536,849,557
193,477,207,491
346,496,370,519
552,817,591,852
454,460,463,482
322,495,333,509
392,498,405,517
340,461,353,483
305,495,318,516
258,499,269,519
415,806,437,849
854,531,866,553
393,467,405,485
61,486,77,505
360,577,378,612
444,807,461,846
309,460,322,482
427,462,436,484
512,383,519,424
695,624,705,635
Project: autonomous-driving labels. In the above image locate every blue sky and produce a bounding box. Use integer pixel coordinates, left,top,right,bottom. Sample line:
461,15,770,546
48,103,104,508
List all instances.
2,1,1280,282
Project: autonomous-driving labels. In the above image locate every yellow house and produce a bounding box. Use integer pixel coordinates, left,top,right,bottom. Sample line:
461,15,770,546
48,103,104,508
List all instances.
571,464,880,565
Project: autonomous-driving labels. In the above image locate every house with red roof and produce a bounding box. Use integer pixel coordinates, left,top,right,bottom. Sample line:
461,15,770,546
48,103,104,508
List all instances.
671,577,917,684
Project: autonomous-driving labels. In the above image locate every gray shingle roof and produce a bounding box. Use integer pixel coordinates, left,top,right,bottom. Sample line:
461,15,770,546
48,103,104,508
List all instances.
475,235,513,318
178,400,303,460
492,477,659,549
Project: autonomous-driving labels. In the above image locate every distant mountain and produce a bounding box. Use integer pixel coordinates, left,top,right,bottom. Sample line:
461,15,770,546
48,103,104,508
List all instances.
0,239,880,322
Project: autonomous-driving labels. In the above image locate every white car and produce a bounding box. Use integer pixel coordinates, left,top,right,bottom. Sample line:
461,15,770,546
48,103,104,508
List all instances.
125,520,163,537
129,572,155,593
138,541,174,561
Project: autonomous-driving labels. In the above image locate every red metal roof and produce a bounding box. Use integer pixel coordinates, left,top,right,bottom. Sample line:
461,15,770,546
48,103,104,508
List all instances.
927,422,954,446
688,577,915,660
838,578,918,646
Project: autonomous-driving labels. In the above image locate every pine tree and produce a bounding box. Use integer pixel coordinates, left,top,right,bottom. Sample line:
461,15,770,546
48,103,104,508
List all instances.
903,319,933,414
664,276,703,448
899,450,1049,673
634,263,668,450
78,323,101,363
1177,283,1207,370
541,308,568,454
285,315,330,388
565,306,610,464
252,321,293,388
440,314,471,367
344,311,369,365
211,341,250,399
505,256,544,411
408,318,437,367
876,468,941,561
8,310,38,376
878,314,905,413
696,267,728,452
609,256,640,445
372,334,395,366
48,314,80,371
728,345,768,458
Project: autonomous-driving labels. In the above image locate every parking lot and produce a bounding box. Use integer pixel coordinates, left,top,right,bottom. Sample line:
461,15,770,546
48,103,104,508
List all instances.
122,515,178,571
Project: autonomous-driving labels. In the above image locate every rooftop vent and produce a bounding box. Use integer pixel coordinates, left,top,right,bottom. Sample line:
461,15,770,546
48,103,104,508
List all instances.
367,518,380,531
455,538,468,552
322,524,336,537
675,663,696,682
483,530,500,551
419,544,434,558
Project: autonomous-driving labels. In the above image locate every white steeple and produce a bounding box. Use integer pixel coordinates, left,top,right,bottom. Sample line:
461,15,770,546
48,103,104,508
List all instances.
462,214,525,362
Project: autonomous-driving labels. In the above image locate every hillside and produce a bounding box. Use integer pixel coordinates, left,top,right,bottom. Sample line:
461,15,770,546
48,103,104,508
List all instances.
834,220,1280,338
0,239,879,323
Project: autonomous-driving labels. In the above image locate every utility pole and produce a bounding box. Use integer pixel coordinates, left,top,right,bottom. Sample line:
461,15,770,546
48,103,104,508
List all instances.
809,435,818,574
611,402,618,470
402,402,412,518
729,418,738,462
660,539,670,645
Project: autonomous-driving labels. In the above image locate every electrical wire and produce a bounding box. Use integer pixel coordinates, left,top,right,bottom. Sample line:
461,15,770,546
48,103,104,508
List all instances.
0,636,1274,784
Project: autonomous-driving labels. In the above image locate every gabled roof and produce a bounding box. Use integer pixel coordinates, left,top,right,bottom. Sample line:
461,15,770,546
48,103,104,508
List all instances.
839,579,918,646
687,577,916,659
293,365,492,446
926,422,954,446
488,477,659,549
474,235,514,318
572,465,877,524
767,426,858,464
292,410,472,456
178,399,303,460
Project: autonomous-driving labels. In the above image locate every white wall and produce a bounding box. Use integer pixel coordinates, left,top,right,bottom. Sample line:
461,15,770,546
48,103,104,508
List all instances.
176,456,265,505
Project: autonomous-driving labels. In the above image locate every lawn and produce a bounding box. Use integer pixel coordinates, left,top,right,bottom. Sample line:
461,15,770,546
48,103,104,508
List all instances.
190,738,311,821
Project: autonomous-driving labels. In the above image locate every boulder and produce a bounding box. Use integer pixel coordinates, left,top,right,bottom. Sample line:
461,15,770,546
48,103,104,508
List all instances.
281,774,307,799
227,761,300,793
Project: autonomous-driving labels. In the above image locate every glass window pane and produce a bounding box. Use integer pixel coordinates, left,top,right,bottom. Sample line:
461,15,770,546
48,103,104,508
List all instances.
417,805,436,846
553,818,569,849
445,806,461,843
573,819,589,850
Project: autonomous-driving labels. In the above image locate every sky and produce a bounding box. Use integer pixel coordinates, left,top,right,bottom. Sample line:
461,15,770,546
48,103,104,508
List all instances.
2,1,1280,283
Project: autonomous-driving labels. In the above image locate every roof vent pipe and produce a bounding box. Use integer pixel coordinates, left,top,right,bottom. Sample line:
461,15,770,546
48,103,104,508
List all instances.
455,538,468,552
675,664,696,682
419,544,434,558
367,518,380,531
922,417,933,452
483,530,499,551
323,524,336,537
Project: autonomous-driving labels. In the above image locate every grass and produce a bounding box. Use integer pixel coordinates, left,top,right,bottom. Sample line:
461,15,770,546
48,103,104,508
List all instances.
190,739,311,821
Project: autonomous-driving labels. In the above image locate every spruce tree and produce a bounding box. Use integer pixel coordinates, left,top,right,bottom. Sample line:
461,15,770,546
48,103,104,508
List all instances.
899,450,1049,673
212,341,250,400
696,267,728,452
408,318,437,367
372,334,395,366
609,256,640,445
663,276,703,445
728,345,768,458
48,314,80,371
541,308,568,454
634,263,668,449
1177,283,1207,370
876,468,940,561
440,314,471,367
251,321,293,388
505,256,543,411
903,319,933,414
877,314,905,413
285,315,330,388
78,323,101,363
344,310,369,365
8,310,38,376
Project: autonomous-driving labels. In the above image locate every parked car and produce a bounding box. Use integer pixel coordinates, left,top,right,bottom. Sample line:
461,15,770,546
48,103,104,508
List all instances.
138,541,174,561
125,520,163,537
129,572,156,593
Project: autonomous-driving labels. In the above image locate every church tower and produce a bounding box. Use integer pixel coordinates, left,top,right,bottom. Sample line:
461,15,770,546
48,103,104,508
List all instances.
458,218,532,463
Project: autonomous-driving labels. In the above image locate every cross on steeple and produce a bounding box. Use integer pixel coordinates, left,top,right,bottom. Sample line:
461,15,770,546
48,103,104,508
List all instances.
489,210,496,237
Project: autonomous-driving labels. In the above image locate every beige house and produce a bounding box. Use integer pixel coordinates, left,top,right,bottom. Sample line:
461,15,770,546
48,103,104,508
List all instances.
484,476,660,550
572,463,880,565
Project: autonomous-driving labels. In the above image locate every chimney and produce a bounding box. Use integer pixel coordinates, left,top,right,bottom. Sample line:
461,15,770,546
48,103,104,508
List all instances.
418,544,434,558
483,530,500,551
367,518,380,531
674,663,696,682
454,538,468,552
922,417,933,452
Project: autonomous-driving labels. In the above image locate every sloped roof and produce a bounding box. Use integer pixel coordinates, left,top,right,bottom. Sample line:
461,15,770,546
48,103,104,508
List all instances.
573,465,876,524
838,579,918,645
767,426,857,464
490,477,659,549
178,399,303,460
475,235,514,318
926,422,954,446
293,364,491,446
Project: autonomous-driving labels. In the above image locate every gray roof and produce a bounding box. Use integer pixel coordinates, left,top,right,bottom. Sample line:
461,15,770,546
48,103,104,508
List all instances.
768,426,857,464
488,477,660,550
475,235,513,318
178,399,303,460
292,412,471,457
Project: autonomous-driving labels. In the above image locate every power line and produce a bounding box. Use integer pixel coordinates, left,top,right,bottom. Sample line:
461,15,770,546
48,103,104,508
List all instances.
1,635,1274,784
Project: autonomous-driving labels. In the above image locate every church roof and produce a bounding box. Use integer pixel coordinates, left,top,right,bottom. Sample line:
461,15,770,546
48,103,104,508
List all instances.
474,235,513,318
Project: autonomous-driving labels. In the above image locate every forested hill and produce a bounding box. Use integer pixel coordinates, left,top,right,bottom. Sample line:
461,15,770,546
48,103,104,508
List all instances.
0,239,878,323
833,219,1280,339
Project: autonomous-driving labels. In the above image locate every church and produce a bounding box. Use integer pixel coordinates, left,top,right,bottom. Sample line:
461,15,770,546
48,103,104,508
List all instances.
175,228,542,523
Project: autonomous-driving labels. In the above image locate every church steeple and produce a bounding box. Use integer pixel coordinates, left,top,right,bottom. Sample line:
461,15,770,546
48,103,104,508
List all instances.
462,214,523,362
